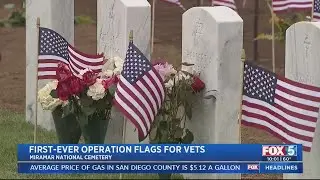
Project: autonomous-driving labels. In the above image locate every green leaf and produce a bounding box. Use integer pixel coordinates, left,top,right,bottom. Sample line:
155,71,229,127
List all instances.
172,118,180,128
50,90,58,98
80,96,94,107
62,102,74,118
182,129,194,144
174,127,183,139
81,106,96,116
4,3,15,10
94,98,108,111
254,33,273,41
149,127,158,141
159,121,167,130
78,113,89,126
108,86,116,96
74,15,95,25
160,131,169,143
185,101,193,120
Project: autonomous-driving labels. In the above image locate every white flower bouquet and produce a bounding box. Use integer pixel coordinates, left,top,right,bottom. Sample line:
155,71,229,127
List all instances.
37,56,124,144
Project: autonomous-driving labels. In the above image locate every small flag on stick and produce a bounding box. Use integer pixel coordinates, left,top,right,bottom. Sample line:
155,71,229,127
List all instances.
313,0,320,21
241,62,320,152
160,0,186,10
38,27,104,79
212,0,237,10
113,36,165,141
272,0,312,12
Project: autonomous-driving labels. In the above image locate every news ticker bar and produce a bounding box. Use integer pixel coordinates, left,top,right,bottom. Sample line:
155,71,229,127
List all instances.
18,162,303,174
18,144,302,162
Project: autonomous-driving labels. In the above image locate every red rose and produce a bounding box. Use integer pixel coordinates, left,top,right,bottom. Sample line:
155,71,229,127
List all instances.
69,76,85,95
191,76,205,92
82,70,98,86
113,75,119,84
56,81,71,101
56,63,72,82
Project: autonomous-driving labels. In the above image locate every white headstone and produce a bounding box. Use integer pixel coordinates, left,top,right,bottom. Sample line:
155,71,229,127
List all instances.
26,0,74,130
182,6,243,179
97,0,151,143
284,22,320,179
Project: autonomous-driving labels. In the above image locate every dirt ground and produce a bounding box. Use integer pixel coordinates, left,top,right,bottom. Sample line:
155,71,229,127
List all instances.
0,0,294,179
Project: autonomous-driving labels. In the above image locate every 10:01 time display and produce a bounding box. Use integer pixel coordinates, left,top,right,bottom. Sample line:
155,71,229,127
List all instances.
265,156,293,161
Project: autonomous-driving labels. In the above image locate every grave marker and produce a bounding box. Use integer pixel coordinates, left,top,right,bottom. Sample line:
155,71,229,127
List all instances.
182,6,243,179
26,0,74,130
284,22,320,179
97,0,151,143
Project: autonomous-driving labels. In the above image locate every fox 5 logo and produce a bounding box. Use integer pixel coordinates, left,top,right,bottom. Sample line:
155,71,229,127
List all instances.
262,145,297,156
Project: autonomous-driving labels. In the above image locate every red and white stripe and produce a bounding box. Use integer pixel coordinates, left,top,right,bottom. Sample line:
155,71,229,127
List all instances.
38,46,104,79
212,0,237,10
160,0,186,10
272,0,312,12
313,13,320,21
242,76,320,152
313,0,320,21
114,69,165,140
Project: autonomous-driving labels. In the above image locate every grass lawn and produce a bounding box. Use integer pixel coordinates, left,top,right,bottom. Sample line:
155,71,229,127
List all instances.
0,109,183,179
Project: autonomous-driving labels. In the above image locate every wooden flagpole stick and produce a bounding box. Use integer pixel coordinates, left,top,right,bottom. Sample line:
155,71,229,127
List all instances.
119,30,133,180
267,2,276,73
238,49,246,144
311,0,315,21
151,0,156,56
34,17,40,144
243,0,247,7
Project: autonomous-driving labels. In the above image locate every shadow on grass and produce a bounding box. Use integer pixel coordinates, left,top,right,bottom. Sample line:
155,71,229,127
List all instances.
0,109,183,179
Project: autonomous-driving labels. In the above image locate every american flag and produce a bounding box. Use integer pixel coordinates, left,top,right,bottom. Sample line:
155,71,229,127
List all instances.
113,40,165,141
212,0,237,10
38,27,104,79
160,0,186,10
313,0,320,21
241,62,320,152
272,0,312,12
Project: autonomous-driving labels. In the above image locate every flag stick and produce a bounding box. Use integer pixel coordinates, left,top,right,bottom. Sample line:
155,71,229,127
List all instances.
311,0,315,21
119,31,133,180
238,49,246,144
253,0,259,62
267,2,276,73
243,0,247,7
151,0,156,57
34,17,40,144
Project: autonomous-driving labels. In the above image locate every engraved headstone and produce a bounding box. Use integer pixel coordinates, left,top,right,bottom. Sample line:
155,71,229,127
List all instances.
97,0,151,143
284,22,320,179
26,0,74,130
182,6,243,179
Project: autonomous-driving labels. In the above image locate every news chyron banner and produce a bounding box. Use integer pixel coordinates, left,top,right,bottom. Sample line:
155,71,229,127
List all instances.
17,144,303,174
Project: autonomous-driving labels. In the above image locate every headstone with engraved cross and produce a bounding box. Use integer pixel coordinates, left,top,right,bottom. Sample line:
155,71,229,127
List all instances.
26,0,74,130
97,0,151,143
182,6,243,179
284,22,320,179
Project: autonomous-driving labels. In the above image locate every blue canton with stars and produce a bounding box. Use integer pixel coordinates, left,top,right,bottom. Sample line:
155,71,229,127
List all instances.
315,0,320,13
122,41,152,83
243,62,277,104
39,27,69,60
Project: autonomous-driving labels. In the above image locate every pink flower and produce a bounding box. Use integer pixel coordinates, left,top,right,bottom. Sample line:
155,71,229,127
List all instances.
153,62,177,81
152,59,167,66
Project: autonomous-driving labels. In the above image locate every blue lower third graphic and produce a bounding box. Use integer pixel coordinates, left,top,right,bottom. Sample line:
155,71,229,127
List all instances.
18,162,302,174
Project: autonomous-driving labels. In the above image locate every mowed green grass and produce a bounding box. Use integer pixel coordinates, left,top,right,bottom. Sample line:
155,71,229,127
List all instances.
0,109,183,179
